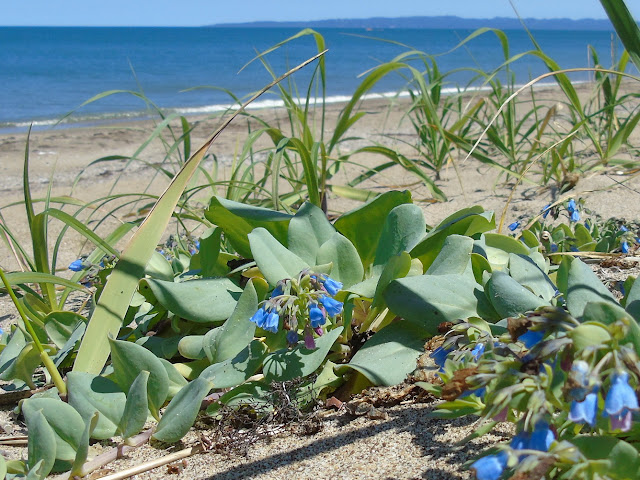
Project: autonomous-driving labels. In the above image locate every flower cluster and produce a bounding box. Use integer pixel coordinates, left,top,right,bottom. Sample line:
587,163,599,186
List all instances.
249,271,343,349
567,361,639,431
68,254,116,287
567,198,580,222
471,422,555,480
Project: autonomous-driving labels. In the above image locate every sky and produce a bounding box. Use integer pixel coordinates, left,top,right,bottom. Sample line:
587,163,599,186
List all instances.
1,0,638,26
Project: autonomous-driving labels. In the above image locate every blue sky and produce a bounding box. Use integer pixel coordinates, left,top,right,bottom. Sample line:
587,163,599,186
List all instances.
1,0,637,26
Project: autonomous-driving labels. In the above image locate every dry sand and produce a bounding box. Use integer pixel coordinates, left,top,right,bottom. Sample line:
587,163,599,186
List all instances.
1,82,640,479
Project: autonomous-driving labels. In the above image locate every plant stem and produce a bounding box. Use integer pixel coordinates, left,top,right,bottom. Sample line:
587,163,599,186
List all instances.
0,267,67,395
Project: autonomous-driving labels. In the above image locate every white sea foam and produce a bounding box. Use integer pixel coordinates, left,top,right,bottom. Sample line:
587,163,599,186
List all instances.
0,80,578,133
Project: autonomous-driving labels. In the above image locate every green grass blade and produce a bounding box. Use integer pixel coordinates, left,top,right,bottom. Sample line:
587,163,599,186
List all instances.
73,51,326,375
600,0,640,71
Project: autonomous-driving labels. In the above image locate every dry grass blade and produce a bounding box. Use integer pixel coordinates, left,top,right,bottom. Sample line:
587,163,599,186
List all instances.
96,445,204,480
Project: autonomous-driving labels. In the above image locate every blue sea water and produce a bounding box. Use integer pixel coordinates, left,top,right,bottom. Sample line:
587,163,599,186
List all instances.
0,26,626,132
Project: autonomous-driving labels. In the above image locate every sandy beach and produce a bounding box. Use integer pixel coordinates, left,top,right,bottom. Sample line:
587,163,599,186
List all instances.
1,80,640,479
3,81,640,273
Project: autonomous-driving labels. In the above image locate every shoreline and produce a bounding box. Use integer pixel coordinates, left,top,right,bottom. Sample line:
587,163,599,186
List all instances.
2,79,640,273
0,79,579,135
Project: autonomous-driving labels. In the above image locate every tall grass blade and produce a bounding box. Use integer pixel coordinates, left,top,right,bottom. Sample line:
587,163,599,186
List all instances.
600,0,640,71
73,51,326,375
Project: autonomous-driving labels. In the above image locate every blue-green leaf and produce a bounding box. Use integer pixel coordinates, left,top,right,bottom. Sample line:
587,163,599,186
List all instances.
109,338,169,419
316,232,364,288
153,377,212,443
263,327,343,382
140,277,242,324
347,321,428,386
118,370,150,439
288,202,336,265
66,372,126,440
249,228,309,286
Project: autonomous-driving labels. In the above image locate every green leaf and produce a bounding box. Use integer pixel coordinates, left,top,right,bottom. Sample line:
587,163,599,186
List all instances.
565,258,617,319
206,381,271,416
384,274,482,334
69,412,98,478
0,327,27,375
248,228,309,286
483,233,530,270
334,191,412,269
316,232,364,288
159,358,188,399
508,254,556,301
411,207,494,270
196,227,226,277
205,196,292,258
0,342,43,388
0,456,6,480
372,252,412,309
66,372,126,440
26,410,56,479
210,278,263,363
44,311,86,349
177,335,206,360
583,302,640,355
346,321,428,386
145,251,175,282
485,271,550,318
263,327,343,382
625,274,640,322
568,323,612,351
118,370,150,440
373,204,426,270
153,377,212,443
571,435,640,480
425,234,474,276
288,202,336,266
140,277,242,324
109,338,169,419
200,340,268,389
22,397,86,462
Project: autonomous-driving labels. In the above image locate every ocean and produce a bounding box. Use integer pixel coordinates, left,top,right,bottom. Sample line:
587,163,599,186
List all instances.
0,26,626,132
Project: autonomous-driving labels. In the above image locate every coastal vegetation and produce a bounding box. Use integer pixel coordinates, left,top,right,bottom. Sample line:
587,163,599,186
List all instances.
1,0,640,478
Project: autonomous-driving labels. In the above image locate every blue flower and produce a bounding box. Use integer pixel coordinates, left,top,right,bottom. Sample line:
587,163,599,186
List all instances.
584,220,591,230
518,330,544,348
309,304,326,328
319,296,343,317
470,452,508,480
471,343,485,361
510,432,529,451
620,225,629,232
567,360,590,401
322,276,343,296
604,371,638,431
529,422,554,451
567,199,577,213
622,241,630,254
271,285,284,298
263,311,280,333
550,244,558,253
249,308,267,328
508,221,520,232
430,346,451,369
542,204,551,219
570,210,581,222
286,330,299,345
569,390,598,427
68,259,84,272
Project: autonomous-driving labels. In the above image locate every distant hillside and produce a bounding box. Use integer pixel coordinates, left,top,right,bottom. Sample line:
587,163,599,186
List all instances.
208,15,616,31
